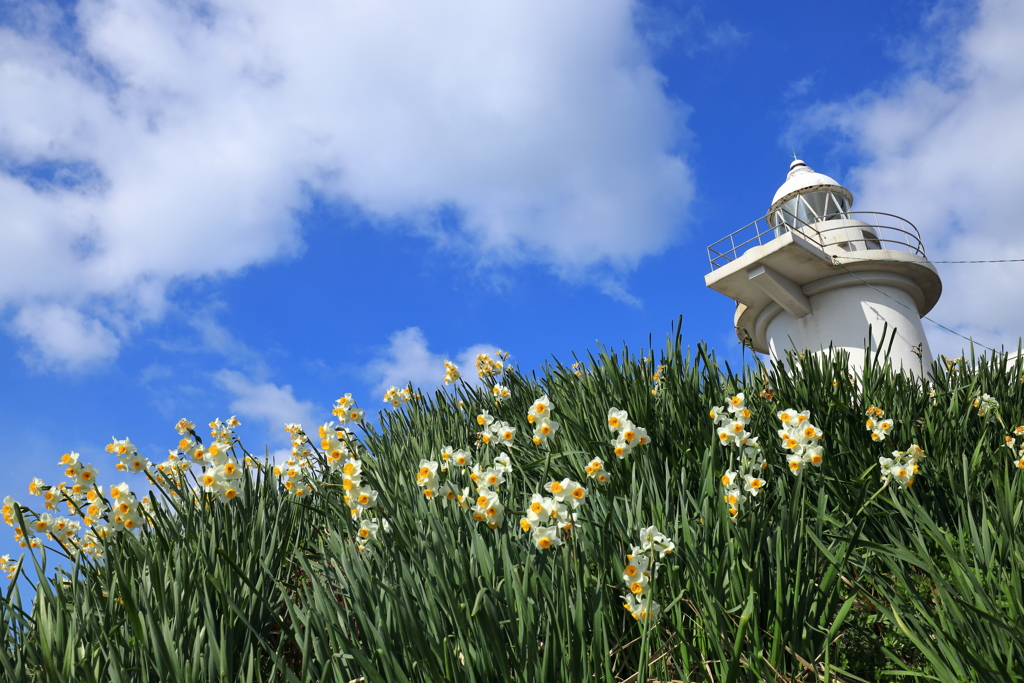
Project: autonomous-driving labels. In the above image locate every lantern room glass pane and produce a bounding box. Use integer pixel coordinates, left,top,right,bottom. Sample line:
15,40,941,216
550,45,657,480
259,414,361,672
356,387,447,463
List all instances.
801,191,829,220
772,190,850,236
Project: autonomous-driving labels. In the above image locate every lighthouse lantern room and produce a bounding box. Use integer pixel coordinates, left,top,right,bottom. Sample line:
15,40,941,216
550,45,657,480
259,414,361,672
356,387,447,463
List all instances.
704,160,942,376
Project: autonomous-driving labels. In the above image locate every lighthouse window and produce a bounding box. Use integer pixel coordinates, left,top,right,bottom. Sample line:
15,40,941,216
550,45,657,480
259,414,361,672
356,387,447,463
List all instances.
861,230,882,250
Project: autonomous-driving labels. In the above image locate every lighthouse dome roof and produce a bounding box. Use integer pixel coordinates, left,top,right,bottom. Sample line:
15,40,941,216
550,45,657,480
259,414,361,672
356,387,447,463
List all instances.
770,159,853,212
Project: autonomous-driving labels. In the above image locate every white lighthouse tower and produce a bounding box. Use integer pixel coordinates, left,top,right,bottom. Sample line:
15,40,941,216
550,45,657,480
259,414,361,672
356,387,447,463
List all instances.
705,159,942,376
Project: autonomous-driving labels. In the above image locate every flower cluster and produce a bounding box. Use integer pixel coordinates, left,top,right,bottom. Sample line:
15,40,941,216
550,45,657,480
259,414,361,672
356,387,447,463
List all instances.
864,406,894,442
106,437,151,474
4,415,264,563
519,477,588,548
475,350,508,378
97,481,151,533
437,444,473,473
338,449,381,548
467,452,512,529
2,496,39,550
777,408,825,475
157,418,249,502
712,393,756,446
607,407,651,458
416,459,441,497
650,364,667,397
621,526,674,622
0,554,18,580
193,420,245,502
383,385,415,408
273,424,316,498
475,411,517,449
331,394,366,425
1002,425,1024,468
712,394,766,516
443,360,461,384
8,461,154,558
584,456,608,484
879,445,925,488
491,384,511,404
420,437,511,531
973,393,999,419
527,395,560,447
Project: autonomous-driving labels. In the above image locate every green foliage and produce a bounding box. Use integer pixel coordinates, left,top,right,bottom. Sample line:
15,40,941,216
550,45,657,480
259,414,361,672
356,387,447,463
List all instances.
4,323,1024,682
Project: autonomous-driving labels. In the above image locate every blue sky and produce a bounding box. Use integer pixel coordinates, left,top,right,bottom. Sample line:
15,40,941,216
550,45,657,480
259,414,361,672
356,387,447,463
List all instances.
3,0,1024,566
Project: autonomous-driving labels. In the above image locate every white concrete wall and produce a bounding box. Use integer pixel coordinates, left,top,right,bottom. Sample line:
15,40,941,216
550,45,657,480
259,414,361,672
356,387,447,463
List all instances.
766,284,934,377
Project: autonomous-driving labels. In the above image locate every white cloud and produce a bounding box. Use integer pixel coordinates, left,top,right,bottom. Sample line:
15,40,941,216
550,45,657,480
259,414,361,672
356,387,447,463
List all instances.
12,302,120,370
0,0,693,367
365,327,497,399
796,0,1024,356
213,369,316,445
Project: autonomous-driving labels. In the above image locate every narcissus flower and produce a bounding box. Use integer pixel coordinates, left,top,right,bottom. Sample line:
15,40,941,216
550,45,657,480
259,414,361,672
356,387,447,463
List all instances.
529,395,555,420
743,474,766,496
607,407,629,431
531,525,561,550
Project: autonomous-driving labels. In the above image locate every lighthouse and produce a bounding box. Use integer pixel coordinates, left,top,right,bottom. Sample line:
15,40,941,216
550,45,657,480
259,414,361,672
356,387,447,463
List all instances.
705,159,942,377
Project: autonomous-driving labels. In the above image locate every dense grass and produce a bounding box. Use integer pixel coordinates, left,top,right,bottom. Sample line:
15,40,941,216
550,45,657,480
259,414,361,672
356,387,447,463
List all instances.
4,324,1024,682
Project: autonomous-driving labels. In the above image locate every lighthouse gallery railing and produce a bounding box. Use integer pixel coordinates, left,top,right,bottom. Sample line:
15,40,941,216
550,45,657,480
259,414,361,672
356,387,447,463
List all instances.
707,211,927,271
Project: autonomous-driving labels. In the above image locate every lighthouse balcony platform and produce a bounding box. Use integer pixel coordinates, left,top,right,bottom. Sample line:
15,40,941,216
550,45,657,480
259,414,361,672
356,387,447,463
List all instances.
704,211,942,355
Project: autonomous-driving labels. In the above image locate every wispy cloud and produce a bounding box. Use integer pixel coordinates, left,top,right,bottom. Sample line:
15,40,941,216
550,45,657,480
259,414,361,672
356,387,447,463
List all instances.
365,327,499,399
635,3,747,55
0,0,693,369
792,0,1024,355
213,369,316,449
785,74,817,100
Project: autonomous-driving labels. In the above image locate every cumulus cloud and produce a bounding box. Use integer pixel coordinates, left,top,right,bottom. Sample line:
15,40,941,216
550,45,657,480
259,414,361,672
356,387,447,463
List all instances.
0,0,693,368
796,0,1024,355
213,369,316,445
12,302,120,370
365,327,499,399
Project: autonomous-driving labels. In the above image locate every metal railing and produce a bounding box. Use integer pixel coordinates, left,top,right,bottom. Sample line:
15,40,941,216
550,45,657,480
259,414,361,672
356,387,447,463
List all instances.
707,211,927,271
